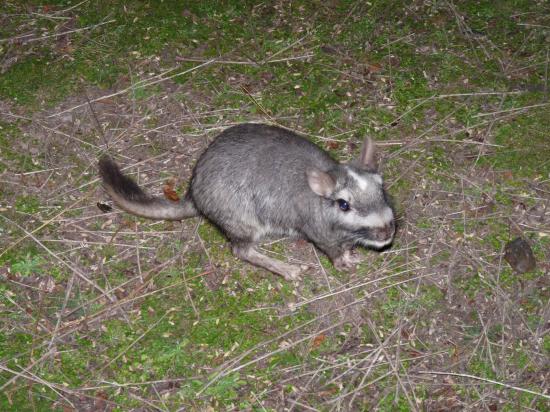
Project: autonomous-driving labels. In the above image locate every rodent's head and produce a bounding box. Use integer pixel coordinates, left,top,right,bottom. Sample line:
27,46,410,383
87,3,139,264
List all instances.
306,137,395,249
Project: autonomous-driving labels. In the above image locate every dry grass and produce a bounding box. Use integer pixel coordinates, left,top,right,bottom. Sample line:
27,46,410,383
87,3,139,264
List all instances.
1,1,549,410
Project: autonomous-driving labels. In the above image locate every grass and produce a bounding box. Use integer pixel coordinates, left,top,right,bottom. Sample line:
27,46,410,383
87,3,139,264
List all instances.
0,0,549,410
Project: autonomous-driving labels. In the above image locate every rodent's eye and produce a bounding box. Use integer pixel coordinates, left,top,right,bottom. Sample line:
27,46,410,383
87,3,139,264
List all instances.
337,199,350,212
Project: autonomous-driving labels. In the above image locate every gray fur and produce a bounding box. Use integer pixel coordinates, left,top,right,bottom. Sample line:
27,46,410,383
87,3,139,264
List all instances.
98,157,198,220
99,123,395,280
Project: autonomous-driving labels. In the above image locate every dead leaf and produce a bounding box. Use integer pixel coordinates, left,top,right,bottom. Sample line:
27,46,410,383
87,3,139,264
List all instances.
367,63,382,73
96,201,112,213
163,178,180,201
504,237,536,273
321,45,338,54
93,390,108,411
163,186,179,201
311,334,326,348
96,97,117,106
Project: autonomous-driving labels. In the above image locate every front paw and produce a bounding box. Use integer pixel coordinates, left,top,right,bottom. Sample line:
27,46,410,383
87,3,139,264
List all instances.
333,250,363,271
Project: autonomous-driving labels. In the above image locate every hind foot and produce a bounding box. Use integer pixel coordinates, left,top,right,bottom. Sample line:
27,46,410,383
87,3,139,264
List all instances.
232,244,303,281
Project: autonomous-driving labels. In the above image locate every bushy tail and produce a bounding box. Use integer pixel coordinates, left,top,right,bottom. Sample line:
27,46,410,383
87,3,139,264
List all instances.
98,156,198,220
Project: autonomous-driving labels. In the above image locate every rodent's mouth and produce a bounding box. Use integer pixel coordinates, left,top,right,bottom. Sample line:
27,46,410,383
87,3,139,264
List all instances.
355,236,394,250
353,224,395,248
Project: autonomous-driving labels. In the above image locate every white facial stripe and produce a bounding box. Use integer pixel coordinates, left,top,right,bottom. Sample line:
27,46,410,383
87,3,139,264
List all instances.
346,168,383,191
363,209,393,227
358,237,393,249
342,207,394,228
347,169,369,191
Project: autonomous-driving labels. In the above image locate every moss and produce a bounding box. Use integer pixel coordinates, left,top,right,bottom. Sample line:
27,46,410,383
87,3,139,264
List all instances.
14,196,41,214
0,122,38,173
2,0,549,409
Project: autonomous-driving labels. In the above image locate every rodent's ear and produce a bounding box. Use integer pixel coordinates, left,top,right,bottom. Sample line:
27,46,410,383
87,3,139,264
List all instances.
306,168,335,197
357,136,378,171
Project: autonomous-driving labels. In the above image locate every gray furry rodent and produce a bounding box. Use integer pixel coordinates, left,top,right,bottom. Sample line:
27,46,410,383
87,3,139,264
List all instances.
98,123,395,280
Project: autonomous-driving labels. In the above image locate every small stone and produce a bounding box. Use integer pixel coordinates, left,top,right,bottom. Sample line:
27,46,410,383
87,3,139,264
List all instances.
96,201,112,213
504,237,536,273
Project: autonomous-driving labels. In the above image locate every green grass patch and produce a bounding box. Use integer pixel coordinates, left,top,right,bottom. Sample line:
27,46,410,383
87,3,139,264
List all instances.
1,0,548,409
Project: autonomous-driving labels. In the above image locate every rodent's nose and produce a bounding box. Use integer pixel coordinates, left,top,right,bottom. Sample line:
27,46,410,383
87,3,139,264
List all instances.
372,221,395,242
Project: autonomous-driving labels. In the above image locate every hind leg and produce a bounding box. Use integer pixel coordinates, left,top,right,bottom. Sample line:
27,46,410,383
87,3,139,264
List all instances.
232,243,302,281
